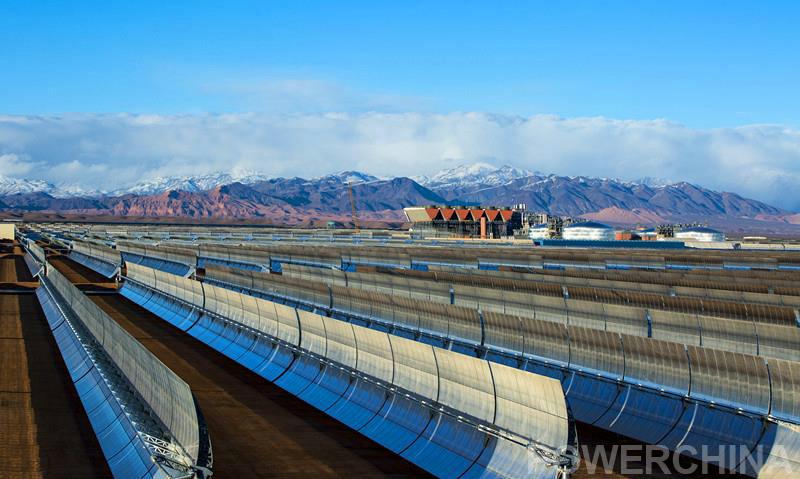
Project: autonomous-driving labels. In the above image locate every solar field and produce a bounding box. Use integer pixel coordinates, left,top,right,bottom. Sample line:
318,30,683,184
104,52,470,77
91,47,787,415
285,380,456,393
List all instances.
4,222,800,478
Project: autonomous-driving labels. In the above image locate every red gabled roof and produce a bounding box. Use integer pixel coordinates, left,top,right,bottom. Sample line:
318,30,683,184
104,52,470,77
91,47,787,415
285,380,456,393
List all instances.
484,209,500,221
499,210,514,222
470,209,486,220
425,207,442,220
455,209,472,221
440,208,455,220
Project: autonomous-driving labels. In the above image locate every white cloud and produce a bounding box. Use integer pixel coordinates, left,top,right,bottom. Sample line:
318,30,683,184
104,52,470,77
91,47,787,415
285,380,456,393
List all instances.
0,113,799,210
0,153,40,177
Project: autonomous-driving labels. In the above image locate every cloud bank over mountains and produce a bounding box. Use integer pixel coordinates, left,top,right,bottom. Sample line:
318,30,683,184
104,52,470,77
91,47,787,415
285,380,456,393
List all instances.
1,112,799,210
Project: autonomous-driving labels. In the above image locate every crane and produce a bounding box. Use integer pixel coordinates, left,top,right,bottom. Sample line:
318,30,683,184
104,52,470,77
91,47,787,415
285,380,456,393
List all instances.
347,181,361,232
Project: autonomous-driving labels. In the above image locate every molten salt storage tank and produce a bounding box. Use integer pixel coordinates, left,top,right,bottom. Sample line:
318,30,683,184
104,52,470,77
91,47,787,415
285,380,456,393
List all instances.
562,221,616,241
674,226,725,242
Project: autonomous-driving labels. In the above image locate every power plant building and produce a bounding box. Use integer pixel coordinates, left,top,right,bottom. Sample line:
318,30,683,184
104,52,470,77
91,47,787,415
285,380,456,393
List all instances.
404,206,523,238
562,221,616,241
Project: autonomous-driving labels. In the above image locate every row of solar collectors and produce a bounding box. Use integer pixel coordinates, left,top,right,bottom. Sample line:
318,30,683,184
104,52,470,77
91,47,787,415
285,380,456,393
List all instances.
103,232,798,278
374,267,800,321
23,250,211,478
30,221,800,256
121,261,575,479
423,265,800,306
179,240,800,271
272,264,799,362
206,238,800,268
39,227,430,250
131,261,800,477
447,263,800,293
65,236,800,342
211,262,800,406
69,240,800,352
75,236,507,276
49,225,515,246
72,236,800,317
229,261,800,326
78,237,800,294
69,233,800,273
34,225,521,254
43,223,400,238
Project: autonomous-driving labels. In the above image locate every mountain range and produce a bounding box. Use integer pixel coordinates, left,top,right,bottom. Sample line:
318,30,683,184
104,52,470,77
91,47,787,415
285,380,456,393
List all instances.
1,164,798,233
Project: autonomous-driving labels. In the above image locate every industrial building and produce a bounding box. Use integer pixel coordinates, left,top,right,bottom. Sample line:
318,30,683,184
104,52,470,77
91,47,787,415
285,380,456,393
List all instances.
614,230,639,241
635,227,660,240
523,212,584,239
403,205,523,238
561,221,616,241
0,222,15,240
674,226,725,242
528,223,550,240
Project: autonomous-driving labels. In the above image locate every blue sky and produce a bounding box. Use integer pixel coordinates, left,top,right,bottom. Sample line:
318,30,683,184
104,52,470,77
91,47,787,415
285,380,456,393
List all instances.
2,1,798,127
1,1,800,210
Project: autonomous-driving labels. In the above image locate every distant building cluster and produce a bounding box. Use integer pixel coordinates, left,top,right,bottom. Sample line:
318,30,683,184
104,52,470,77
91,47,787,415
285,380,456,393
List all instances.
404,205,727,243
521,213,725,243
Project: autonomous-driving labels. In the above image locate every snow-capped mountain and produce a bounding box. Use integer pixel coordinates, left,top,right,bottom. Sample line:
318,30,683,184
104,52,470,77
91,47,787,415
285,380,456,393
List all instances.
0,170,273,198
317,171,380,184
415,163,682,192
0,174,105,198
635,176,675,188
415,163,535,189
49,185,105,198
109,170,272,196
0,174,54,196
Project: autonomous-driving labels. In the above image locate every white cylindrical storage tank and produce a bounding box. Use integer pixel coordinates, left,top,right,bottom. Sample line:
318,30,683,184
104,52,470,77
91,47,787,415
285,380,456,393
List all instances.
674,226,725,242
562,221,616,241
